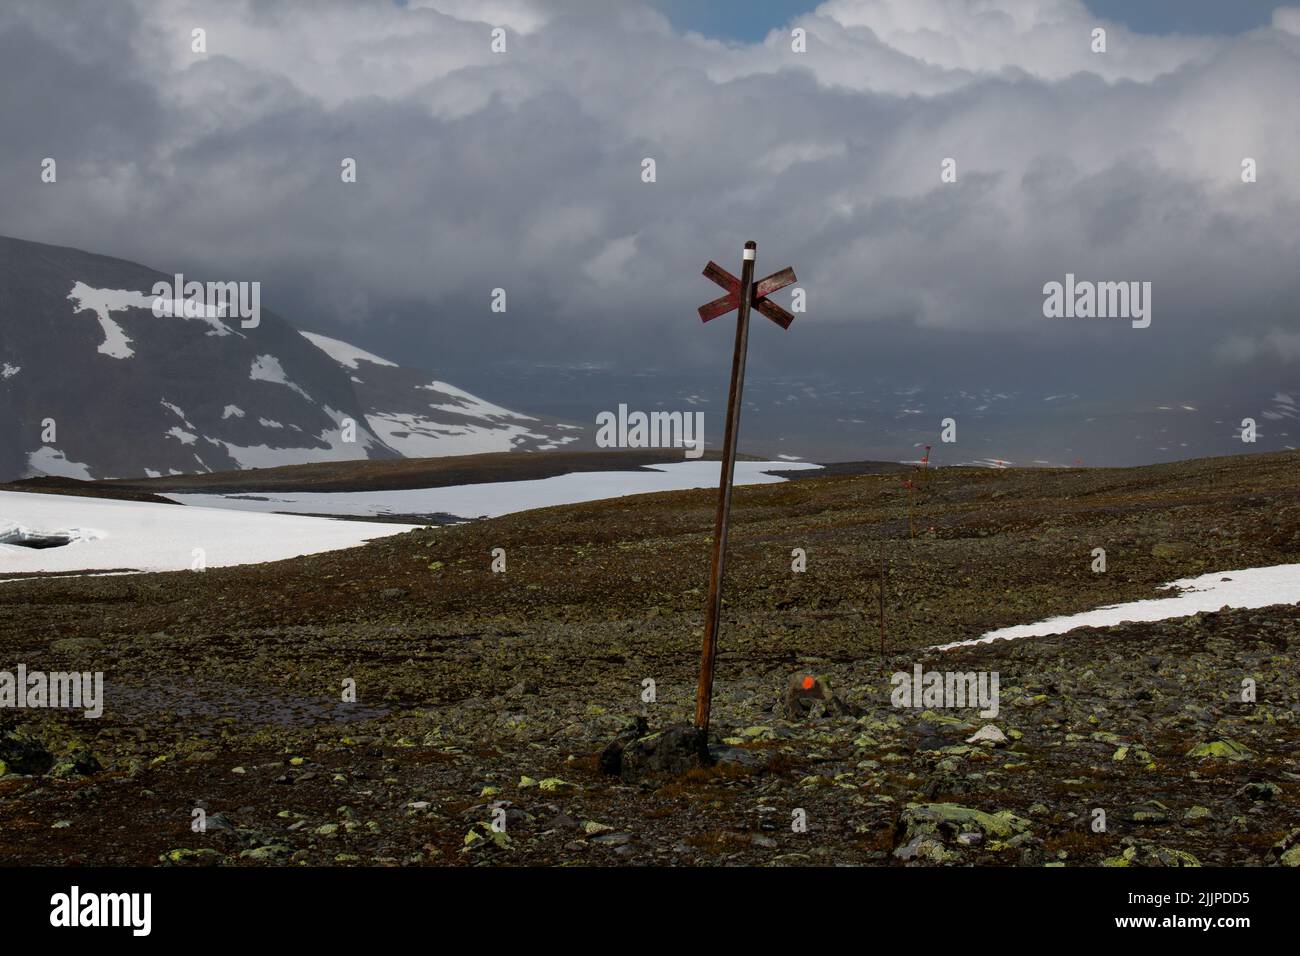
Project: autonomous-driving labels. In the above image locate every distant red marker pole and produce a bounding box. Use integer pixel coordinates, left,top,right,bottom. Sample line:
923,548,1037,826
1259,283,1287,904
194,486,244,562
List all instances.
693,241,798,741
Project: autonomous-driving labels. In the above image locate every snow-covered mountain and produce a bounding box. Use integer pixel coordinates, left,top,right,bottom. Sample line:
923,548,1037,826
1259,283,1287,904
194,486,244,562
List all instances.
0,236,578,481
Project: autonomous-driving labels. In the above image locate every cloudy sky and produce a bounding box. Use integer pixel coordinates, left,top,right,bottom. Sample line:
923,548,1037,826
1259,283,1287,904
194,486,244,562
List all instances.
2,0,1298,462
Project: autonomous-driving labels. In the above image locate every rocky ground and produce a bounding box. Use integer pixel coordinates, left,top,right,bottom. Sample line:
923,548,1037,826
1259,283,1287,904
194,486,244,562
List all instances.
1,450,1298,866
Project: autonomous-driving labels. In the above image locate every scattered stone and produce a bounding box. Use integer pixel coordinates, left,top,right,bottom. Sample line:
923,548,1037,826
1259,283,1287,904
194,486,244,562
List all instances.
597,715,650,776
618,725,705,782
1236,781,1281,802
0,730,54,776
49,749,101,779
1122,801,1173,824
160,848,225,866
239,844,292,862
965,725,1009,747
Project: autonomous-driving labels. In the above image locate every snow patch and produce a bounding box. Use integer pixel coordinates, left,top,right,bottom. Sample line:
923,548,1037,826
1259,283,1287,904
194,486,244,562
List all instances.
26,447,94,480
366,412,542,457
936,565,1300,650
300,331,398,370
67,282,237,360
67,282,147,358
420,381,537,421
250,354,313,401
0,492,414,574
207,406,377,469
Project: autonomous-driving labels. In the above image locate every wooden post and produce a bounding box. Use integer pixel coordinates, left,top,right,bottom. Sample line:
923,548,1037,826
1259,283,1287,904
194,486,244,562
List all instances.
692,243,797,748
694,240,758,737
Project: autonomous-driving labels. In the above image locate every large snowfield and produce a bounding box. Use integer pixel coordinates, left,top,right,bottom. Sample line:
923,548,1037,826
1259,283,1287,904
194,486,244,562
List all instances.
0,461,817,575
166,460,824,521
0,492,416,575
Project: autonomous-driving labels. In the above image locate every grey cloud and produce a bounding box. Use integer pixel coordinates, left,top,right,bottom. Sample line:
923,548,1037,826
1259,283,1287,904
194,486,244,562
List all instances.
1,0,1297,448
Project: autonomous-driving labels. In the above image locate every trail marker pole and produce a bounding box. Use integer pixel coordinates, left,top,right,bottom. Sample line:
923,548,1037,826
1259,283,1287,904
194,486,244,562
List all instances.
693,240,797,742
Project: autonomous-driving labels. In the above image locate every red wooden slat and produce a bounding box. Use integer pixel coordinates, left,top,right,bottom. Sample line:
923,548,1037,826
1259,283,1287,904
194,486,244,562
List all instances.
752,266,796,300
702,260,740,294
698,292,739,322
753,297,795,329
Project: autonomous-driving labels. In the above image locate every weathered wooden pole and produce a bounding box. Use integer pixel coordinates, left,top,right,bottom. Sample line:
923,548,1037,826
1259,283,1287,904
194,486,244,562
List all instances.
694,240,758,736
692,242,797,746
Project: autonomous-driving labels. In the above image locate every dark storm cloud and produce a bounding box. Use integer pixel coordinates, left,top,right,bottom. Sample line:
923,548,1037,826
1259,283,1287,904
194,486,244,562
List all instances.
2,0,1299,402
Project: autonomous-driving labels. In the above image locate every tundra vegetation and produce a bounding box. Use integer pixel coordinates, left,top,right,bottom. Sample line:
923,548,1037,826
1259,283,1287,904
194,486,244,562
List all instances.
1,450,1297,866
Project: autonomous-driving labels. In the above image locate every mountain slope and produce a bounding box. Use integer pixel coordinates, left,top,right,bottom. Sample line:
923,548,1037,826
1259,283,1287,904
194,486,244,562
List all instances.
0,236,578,481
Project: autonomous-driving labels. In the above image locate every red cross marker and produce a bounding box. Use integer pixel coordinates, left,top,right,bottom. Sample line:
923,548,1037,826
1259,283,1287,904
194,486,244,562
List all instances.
698,261,798,329
693,240,798,743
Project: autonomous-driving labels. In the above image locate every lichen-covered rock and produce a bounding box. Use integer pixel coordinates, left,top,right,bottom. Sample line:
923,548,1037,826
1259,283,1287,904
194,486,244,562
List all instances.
160,848,225,866
1106,843,1201,867
895,802,1032,859
462,822,512,853
49,748,102,779
238,844,292,862
893,834,958,863
1269,829,1300,867
1185,739,1254,761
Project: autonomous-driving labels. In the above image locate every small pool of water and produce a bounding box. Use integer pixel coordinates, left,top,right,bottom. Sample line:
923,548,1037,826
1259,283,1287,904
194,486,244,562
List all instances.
0,527,78,549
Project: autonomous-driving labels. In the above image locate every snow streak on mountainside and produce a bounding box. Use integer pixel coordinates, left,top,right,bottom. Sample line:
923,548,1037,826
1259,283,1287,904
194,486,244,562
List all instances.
0,236,580,481
298,331,580,457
